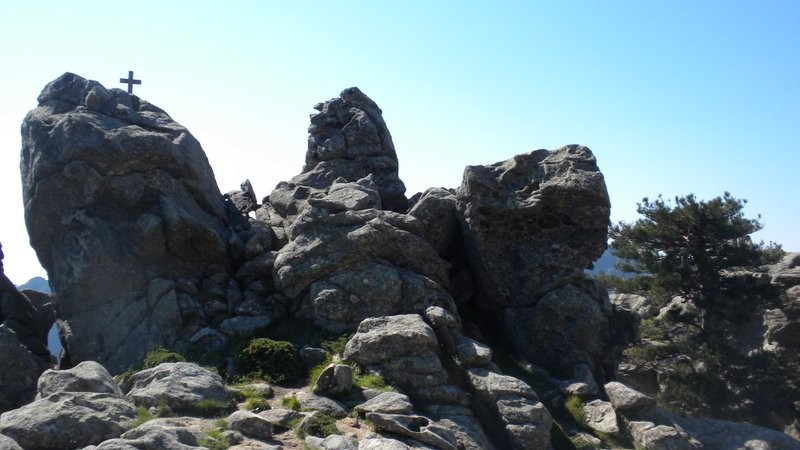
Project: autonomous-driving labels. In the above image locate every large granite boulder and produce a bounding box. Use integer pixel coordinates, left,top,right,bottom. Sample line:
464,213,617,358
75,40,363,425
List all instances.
123,362,229,413
20,73,232,373
343,314,464,405
455,145,610,308
37,360,122,398
0,392,135,450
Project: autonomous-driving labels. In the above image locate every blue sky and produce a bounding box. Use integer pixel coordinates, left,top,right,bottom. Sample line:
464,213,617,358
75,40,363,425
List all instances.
1,1,798,283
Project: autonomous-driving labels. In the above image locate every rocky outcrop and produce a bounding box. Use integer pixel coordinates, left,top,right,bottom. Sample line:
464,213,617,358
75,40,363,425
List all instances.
456,146,609,307
0,242,51,412
454,147,619,381
12,77,798,449
21,73,233,373
273,208,456,332
268,87,407,217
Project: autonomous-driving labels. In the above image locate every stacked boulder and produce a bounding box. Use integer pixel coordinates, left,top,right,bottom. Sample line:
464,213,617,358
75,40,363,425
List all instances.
456,146,616,381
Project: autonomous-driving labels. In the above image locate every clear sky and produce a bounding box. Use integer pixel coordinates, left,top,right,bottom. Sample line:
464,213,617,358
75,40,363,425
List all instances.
1,1,798,284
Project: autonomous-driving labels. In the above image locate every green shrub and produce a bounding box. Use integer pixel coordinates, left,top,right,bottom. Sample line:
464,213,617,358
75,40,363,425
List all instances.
143,346,186,368
354,372,392,391
320,333,353,357
235,338,302,383
282,395,301,411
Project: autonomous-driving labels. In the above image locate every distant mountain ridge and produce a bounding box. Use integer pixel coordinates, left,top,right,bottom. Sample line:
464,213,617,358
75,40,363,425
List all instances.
16,276,50,294
15,276,59,358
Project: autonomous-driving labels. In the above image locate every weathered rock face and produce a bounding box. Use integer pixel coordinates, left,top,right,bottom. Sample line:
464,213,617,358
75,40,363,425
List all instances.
0,242,51,412
456,145,610,308
269,87,407,216
21,73,232,373
466,368,553,450
502,283,612,377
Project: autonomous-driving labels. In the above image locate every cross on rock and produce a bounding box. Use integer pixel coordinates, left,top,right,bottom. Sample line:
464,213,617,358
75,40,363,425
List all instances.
119,70,141,94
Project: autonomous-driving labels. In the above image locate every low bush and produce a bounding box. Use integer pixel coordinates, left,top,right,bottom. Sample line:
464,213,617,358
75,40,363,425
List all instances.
142,346,186,368
281,395,301,411
235,338,302,383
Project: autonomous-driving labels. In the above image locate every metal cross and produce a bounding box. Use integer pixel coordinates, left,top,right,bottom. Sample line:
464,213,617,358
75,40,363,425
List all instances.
119,70,141,94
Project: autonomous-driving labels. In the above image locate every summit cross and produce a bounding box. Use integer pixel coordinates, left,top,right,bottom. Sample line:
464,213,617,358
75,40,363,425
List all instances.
119,70,141,94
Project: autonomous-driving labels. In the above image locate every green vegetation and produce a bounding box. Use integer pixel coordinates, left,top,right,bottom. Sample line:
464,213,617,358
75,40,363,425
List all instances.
296,412,339,438
114,346,187,381
128,406,154,429
564,395,586,425
353,371,392,391
320,333,352,356
607,192,783,326
602,192,799,430
307,358,333,388
142,346,186,368
235,338,302,383
243,396,271,412
281,395,301,411
198,430,231,450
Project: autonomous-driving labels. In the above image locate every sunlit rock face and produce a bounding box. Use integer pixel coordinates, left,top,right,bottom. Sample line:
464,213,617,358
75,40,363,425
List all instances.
21,73,231,373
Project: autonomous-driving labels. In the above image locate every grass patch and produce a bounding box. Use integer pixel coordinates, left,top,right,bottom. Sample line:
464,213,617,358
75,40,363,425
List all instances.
244,396,271,412
307,358,333,388
320,333,353,357
128,406,154,429
282,395,301,411
354,371,392,391
198,434,231,450
564,395,586,425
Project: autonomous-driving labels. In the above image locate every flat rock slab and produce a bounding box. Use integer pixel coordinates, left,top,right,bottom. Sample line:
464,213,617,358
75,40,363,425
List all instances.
355,392,413,415
295,391,349,418
125,362,229,412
